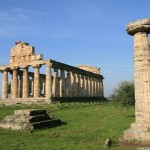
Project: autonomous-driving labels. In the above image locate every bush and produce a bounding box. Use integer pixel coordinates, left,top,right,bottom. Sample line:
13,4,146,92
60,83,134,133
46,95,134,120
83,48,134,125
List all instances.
110,80,135,107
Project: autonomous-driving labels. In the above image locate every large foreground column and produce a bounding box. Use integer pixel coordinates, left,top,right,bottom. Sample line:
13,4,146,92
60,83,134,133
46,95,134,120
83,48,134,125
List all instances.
123,18,150,142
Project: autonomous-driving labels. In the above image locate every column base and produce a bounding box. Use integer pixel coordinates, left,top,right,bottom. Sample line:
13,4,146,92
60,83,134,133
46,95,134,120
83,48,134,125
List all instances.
123,122,150,142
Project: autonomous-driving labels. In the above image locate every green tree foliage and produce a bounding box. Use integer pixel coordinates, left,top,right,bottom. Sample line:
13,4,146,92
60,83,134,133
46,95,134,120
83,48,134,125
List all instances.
110,80,135,107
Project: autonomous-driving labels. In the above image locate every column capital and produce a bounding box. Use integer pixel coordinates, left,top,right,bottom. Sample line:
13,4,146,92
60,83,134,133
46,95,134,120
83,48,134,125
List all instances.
46,63,52,67
21,65,29,69
11,66,19,70
1,67,9,72
32,64,41,68
126,18,150,35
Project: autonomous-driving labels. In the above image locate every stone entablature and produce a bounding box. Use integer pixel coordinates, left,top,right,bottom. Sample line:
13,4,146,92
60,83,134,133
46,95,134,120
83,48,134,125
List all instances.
78,65,100,75
0,42,104,102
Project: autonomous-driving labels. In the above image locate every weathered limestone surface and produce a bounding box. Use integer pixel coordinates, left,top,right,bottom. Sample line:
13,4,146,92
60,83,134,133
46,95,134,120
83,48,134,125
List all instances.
123,18,150,142
0,109,62,130
126,18,150,35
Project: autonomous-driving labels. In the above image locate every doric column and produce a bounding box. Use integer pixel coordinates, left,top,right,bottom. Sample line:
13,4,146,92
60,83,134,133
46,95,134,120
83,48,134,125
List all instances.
18,75,23,98
81,75,85,97
31,79,34,96
71,72,76,97
2,69,8,100
42,81,45,95
89,77,92,97
123,18,150,142
52,68,59,97
93,78,96,97
60,70,66,97
97,80,100,97
32,64,41,98
73,73,77,97
12,67,18,99
100,80,104,97
95,78,98,97
11,77,13,98
66,72,71,97
91,77,95,97
85,76,89,97
76,74,80,97
46,63,52,99
22,66,29,98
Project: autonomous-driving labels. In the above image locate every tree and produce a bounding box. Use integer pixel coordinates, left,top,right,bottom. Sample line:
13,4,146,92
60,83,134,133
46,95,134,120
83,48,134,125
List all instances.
110,80,135,107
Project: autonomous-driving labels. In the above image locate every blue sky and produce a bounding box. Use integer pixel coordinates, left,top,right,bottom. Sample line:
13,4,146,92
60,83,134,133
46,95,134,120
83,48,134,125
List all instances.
0,0,150,97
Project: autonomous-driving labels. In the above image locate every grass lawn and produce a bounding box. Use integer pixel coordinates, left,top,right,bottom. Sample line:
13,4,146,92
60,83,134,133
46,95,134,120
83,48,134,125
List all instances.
0,103,135,150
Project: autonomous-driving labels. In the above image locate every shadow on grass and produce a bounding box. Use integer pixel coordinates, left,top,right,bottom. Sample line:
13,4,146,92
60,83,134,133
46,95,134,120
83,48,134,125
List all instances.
61,121,67,125
126,115,135,118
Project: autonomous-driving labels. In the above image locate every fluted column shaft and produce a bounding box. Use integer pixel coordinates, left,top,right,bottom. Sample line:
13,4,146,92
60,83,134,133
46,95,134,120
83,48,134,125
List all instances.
133,32,150,123
71,72,76,97
93,78,96,97
42,81,45,94
52,68,59,97
2,70,8,100
85,76,88,97
33,65,41,98
66,72,71,97
22,67,29,98
12,68,18,99
95,78,98,97
89,77,92,97
18,76,22,98
31,79,34,96
81,75,85,97
46,64,52,99
60,70,66,97
76,74,80,97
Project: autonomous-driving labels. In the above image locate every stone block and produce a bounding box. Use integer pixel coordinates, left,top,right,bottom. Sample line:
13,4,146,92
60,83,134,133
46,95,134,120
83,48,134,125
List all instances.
14,109,47,116
0,109,62,131
131,122,150,132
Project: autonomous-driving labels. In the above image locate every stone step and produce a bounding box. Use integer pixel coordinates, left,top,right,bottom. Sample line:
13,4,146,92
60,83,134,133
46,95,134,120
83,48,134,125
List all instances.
32,119,62,130
131,122,150,132
0,109,62,131
15,109,47,116
124,129,150,142
4,114,54,123
0,119,62,130
0,121,29,130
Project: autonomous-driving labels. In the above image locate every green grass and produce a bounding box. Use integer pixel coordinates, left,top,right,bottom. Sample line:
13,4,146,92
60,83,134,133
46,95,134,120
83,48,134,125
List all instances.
0,104,135,150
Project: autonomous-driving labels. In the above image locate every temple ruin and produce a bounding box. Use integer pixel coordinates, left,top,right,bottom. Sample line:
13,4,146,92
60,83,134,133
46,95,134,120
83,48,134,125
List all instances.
0,41,104,104
123,18,150,142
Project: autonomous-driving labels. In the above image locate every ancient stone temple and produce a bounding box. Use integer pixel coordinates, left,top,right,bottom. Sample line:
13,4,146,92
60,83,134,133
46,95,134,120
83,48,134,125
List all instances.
123,18,150,142
0,41,104,103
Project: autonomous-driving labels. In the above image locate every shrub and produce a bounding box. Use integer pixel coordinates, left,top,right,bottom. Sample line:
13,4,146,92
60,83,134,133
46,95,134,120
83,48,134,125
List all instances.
110,80,135,107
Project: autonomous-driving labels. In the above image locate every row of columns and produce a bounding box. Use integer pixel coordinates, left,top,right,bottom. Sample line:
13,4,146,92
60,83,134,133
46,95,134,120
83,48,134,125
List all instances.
1,63,104,100
51,68,103,98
